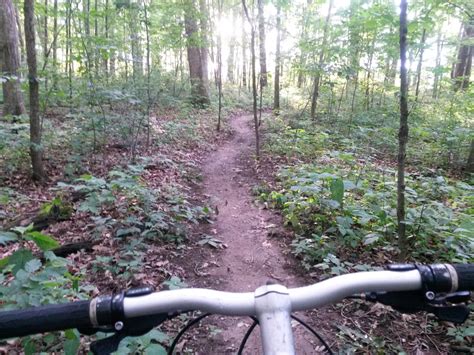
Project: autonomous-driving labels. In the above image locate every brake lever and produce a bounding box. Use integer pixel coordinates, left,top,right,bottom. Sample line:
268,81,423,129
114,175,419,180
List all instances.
365,290,471,324
83,286,174,355
88,312,171,355
425,291,471,323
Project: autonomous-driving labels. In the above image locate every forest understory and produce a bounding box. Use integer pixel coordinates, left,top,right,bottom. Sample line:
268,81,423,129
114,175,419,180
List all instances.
0,0,473,353
0,105,471,354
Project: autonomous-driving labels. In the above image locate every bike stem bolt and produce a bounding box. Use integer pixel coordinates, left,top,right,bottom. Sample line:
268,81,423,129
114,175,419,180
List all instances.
114,321,124,331
425,291,435,300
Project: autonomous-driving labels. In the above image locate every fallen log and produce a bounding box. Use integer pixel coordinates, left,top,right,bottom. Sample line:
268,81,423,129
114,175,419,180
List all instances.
51,240,99,257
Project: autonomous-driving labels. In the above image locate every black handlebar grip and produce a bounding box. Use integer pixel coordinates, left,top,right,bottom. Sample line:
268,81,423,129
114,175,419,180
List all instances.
0,301,92,339
453,264,474,291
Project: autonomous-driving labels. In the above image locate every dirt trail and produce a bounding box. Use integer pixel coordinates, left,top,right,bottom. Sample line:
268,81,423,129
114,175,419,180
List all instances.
187,114,328,354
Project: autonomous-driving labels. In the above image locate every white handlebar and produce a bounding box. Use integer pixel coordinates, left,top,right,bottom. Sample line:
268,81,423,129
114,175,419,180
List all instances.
123,270,422,318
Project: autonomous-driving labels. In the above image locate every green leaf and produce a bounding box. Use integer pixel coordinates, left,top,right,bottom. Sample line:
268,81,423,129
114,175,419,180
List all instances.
11,223,34,236
330,178,344,207
64,329,80,355
8,249,34,274
0,231,18,245
22,337,37,355
25,231,60,251
363,233,382,245
162,276,187,290
147,329,169,342
24,259,42,273
462,326,474,337
116,227,141,238
144,344,167,355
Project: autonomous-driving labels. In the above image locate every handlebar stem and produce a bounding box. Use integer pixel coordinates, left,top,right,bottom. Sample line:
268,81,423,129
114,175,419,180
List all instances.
255,284,295,355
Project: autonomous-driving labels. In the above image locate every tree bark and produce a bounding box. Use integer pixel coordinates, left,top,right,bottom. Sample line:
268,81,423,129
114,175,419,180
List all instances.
432,28,443,99
130,5,143,81
0,0,26,117
310,0,333,120
83,0,92,74
241,8,247,88
184,0,210,106
227,7,237,83
66,0,73,99
257,0,267,87
397,0,409,260
52,0,58,89
296,1,310,89
273,3,281,112
199,0,209,88
243,0,259,158
24,0,47,181
467,140,474,173
217,0,223,131
44,0,49,90
14,4,25,68
414,28,426,101
452,20,473,91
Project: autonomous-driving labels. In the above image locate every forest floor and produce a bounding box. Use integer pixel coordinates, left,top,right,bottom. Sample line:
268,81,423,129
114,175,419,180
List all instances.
166,113,454,354
173,114,335,353
0,109,459,354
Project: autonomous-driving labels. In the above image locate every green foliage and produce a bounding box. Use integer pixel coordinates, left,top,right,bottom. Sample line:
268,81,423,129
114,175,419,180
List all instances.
0,117,31,175
262,156,473,268
0,251,90,353
0,225,60,269
55,162,210,283
114,329,168,355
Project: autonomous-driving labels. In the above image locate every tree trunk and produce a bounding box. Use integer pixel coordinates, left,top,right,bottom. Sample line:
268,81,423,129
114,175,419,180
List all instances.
83,0,92,74
257,0,267,87
241,8,247,88
273,3,281,112
432,28,444,99
14,4,25,68
467,140,474,173
364,36,375,111
452,20,473,91
199,0,209,88
52,0,58,89
104,0,109,80
227,7,237,83
414,28,426,101
66,0,72,99
184,0,210,106
297,1,310,89
310,0,333,120
0,0,26,117
130,6,143,81
44,0,49,91
24,0,47,181
144,2,151,148
243,0,259,158
94,0,99,78
397,0,409,260
217,0,223,131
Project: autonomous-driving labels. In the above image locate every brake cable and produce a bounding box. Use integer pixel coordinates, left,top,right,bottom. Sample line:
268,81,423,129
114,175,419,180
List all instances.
167,313,211,355
291,315,334,354
237,316,259,355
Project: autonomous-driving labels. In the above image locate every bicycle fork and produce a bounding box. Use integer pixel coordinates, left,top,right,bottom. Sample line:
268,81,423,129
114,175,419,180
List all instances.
255,284,295,355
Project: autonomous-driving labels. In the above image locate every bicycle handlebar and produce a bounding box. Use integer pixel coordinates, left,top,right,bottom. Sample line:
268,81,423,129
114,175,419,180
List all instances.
453,264,474,290
0,263,472,341
0,301,92,339
123,269,422,317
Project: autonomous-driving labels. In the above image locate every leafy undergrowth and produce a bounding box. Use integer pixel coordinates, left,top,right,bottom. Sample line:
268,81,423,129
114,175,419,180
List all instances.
0,106,229,353
257,111,473,353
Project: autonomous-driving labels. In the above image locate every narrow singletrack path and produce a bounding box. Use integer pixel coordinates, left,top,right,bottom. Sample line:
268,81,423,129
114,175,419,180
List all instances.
185,114,332,353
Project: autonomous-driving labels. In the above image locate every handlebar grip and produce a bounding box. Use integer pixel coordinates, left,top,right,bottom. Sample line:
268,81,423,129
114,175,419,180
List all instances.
0,301,92,339
453,264,474,291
